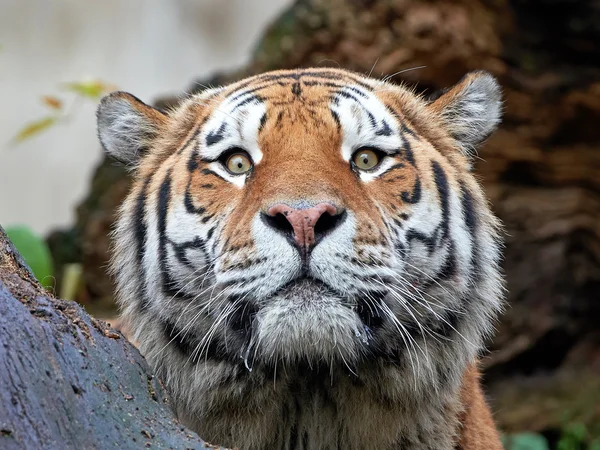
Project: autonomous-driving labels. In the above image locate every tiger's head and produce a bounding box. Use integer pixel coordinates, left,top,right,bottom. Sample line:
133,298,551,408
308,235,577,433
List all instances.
98,68,503,384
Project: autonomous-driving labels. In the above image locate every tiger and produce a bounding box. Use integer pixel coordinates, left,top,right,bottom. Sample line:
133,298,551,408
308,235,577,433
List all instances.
96,67,504,450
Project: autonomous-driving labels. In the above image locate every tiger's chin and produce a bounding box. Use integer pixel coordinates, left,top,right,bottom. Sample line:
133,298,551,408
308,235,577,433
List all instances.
248,278,372,367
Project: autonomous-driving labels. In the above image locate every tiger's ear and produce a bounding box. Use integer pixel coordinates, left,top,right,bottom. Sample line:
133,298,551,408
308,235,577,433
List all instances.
427,71,502,155
97,92,168,166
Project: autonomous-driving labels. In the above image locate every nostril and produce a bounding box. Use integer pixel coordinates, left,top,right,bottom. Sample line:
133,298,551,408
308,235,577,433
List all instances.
261,212,295,238
313,209,346,242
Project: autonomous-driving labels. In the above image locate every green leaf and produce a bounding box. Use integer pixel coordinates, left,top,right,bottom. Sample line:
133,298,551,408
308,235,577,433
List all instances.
13,116,58,143
62,80,116,99
504,432,550,450
5,225,54,289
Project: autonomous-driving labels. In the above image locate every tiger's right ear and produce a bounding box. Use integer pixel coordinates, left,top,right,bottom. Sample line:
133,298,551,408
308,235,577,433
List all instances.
96,92,168,166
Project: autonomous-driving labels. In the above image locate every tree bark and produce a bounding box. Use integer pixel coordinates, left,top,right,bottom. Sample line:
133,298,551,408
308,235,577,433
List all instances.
46,0,600,438
0,226,226,450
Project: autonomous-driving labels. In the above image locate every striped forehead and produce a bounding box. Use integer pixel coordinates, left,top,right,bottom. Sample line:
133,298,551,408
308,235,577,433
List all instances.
330,86,402,161
195,70,401,164
198,92,266,164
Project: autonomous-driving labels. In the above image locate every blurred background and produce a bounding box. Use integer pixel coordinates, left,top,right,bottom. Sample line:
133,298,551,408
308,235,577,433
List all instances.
1,1,599,449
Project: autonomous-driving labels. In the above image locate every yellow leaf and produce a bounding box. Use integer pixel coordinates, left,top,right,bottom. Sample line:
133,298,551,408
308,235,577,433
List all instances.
13,116,58,143
41,96,63,110
63,80,117,99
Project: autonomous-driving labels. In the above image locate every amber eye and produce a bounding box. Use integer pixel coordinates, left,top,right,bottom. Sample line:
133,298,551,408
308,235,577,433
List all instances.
225,152,253,174
352,148,381,171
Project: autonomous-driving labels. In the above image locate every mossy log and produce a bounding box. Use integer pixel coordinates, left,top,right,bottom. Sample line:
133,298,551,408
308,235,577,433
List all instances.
0,226,226,450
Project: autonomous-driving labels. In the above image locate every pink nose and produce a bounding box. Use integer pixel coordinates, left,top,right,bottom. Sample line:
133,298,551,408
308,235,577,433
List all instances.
265,203,341,249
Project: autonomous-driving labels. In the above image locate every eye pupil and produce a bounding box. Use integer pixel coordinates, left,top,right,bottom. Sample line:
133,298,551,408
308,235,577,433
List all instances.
225,152,252,174
352,148,380,171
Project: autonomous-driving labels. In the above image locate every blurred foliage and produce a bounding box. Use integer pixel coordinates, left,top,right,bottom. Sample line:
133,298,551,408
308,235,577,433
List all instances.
503,433,550,450
557,423,600,450
5,225,54,289
60,263,83,301
13,116,59,142
12,79,117,144
502,422,600,450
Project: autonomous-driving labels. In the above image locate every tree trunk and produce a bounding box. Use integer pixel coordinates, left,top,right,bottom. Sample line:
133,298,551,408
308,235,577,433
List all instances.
46,0,600,439
0,226,226,450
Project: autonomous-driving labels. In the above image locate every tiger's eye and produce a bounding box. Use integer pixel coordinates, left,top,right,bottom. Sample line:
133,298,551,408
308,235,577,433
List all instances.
226,153,252,174
353,149,380,171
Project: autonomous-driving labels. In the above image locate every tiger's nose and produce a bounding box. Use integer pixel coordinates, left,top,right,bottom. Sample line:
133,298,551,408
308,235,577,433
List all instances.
263,203,346,251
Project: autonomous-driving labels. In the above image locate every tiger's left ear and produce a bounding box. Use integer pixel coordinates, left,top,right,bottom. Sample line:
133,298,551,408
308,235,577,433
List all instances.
427,71,502,154
97,91,168,167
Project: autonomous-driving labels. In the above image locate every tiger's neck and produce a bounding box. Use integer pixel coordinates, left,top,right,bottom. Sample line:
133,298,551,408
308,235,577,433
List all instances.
167,359,498,450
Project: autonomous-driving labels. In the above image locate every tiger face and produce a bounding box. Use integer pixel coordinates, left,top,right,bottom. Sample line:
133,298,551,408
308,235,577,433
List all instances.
98,68,503,423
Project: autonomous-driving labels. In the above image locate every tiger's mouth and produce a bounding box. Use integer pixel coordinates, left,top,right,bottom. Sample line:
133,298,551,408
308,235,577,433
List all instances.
225,274,387,368
270,276,342,302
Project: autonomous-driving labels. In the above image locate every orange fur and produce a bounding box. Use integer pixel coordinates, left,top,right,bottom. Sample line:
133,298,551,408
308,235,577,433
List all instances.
457,365,503,450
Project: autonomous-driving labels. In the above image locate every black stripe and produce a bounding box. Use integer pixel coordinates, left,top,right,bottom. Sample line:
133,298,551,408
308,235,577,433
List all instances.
330,110,340,129
303,80,351,89
157,172,194,300
161,319,196,356
401,176,421,203
380,163,405,176
176,128,201,155
227,296,258,335
336,89,363,105
291,82,302,97
233,94,262,110
375,119,392,136
431,160,450,241
254,70,372,89
134,180,150,310
200,168,219,177
406,229,436,254
258,113,267,131
157,172,176,296
187,152,199,172
401,123,419,139
460,183,480,278
134,180,150,265
461,183,477,234
229,85,268,103
184,181,206,215
169,237,209,271
403,140,416,166
346,85,370,98
206,122,227,146
206,226,216,241
436,242,458,280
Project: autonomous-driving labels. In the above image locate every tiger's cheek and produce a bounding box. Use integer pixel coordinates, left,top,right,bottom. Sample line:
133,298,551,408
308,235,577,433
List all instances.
174,154,250,255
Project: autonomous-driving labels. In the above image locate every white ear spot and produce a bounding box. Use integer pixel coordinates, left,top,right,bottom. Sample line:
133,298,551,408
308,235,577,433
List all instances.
433,72,502,155
96,92,166,166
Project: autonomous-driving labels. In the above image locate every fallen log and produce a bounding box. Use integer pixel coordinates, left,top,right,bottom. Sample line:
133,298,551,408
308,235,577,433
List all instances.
0,225,226,450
